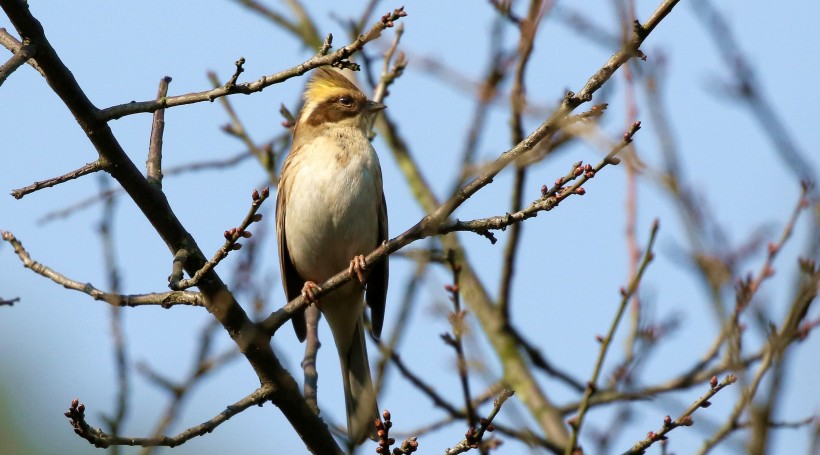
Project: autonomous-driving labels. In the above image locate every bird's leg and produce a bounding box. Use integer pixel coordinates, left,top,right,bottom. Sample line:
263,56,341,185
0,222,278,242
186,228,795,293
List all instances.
349,255,368,284
301,281,322,303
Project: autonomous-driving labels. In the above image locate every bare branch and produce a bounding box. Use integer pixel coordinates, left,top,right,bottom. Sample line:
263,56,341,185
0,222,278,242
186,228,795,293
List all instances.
567,219,660,454
95,7,407,120
0,34,33,86
64,387,272,448
37,150,256,224
443,122,640,242
11,160,103,199
168,187,269,290
146,76,171,187
623,375,738,454
1,230,204,308
442,251,478,427
443,389,514,455
0,296,20,306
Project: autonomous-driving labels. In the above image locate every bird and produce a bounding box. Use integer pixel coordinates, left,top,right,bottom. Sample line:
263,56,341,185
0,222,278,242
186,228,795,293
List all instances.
276,67,388,444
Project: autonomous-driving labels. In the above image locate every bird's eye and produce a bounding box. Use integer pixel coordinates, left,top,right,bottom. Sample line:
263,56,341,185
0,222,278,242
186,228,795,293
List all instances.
338,95,354,106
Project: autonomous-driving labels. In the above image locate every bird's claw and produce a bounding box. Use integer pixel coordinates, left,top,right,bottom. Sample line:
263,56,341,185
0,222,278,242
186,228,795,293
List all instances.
301,281,322,304
349,255,367,284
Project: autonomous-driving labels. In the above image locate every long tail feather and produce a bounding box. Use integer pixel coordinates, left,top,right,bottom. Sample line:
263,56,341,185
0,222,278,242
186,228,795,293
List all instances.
341,318,380,443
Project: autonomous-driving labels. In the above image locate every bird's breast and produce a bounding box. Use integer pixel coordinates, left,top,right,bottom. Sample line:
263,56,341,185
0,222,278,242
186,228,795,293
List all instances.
284,131,381,283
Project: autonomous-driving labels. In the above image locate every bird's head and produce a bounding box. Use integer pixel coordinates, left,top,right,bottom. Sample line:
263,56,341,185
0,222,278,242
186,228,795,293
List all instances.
295,67,386,135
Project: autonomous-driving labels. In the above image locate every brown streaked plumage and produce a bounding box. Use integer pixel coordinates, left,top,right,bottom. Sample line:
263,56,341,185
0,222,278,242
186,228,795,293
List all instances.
276,67,387,444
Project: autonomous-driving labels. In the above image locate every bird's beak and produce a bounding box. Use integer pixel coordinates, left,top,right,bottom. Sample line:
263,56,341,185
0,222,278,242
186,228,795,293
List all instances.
366,100,386,113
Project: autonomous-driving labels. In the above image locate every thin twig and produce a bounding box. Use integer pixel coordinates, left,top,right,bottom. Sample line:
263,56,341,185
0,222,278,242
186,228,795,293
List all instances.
622,375,738,454
138,322,241,455
0,296,20,306
499,0,550,318
207,71,278,181
232,0,323,49
168,187,269,290
445,122,641,243
146,76,171,187
11,160,103,199
1,230,204,307
97,175,129,454
442,251,478,427
370,22,406,105
0,35,33,86
566,219,660,454
95,7,407,120
698,259,820,454
443,389,514,455
65,386,272,448
36,149,258,224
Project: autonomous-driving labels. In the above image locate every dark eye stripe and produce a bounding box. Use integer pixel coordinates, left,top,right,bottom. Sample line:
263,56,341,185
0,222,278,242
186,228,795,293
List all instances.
305,98,361,126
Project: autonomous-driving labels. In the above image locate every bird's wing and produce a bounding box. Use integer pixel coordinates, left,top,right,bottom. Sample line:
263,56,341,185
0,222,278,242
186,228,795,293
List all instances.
276,159,308,342
365,190,388,339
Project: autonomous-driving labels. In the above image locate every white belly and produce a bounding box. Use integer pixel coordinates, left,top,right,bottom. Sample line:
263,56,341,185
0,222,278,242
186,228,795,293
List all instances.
284,133,380,284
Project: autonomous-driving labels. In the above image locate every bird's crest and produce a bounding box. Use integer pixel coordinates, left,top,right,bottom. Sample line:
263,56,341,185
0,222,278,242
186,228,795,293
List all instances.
304,67,362,102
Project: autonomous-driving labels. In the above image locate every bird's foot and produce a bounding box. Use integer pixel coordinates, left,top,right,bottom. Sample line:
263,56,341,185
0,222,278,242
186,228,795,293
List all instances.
300,281,322,304
349,255,367,284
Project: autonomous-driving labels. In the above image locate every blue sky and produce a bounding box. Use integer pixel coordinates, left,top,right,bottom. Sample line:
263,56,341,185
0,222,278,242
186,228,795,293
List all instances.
2,1,819,454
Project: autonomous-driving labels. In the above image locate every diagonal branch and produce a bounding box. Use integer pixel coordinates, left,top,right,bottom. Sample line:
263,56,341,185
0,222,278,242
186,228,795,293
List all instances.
566,220,660,454
1,230,204,308
65,386,272,448
94,8,406,120
0,33,32,86
11,160,104,199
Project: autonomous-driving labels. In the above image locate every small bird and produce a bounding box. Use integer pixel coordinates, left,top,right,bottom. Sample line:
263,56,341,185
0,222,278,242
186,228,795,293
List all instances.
276,67,388,444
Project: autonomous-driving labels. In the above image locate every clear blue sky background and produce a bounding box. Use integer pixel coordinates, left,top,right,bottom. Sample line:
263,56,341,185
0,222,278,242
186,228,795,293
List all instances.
1,1,818,454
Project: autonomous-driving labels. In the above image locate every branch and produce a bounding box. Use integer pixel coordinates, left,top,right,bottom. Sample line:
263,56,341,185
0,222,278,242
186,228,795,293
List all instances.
0,27,42,75
207,71,279,181
137,322,241,454
146,76,171,187
443,122,640,243
93,7,407,120
443,389,514,455
375,410,419,455
0,296,20,306
370,22,407,105
498,0,547,318
168,187,269,290
442,252,478,427
1,230,204,308
65,387,272,448
0,33,32,86
699,258,820,453
381,346,461,417
37,149,256,224
10,160,104,199
566,219,659,454
622,374,738,454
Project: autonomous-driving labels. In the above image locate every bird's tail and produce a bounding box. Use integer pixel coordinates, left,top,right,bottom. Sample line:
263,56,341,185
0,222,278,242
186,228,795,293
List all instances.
340,318,380,444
